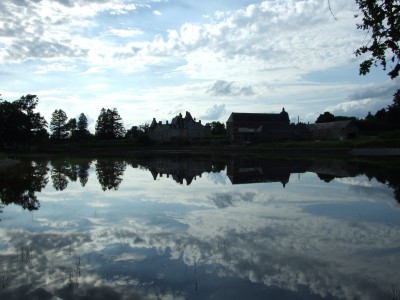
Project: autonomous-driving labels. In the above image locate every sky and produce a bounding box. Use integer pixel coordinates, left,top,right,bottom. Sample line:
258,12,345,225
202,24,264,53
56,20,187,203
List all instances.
1,0,399,132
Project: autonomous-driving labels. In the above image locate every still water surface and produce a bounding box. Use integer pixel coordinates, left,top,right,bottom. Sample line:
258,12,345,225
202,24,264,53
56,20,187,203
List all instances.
0,154,399,300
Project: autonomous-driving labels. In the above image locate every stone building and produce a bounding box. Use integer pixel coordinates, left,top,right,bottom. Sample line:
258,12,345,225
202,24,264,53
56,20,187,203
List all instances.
226,108,294,143
306,120,358,140
225,109,358,143
148,111,211,143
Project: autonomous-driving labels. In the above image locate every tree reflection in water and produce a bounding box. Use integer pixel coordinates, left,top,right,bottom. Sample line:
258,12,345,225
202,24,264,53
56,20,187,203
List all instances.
78,160,91,187
0,155,399,299
95,158,126,191
50,160,69,191
0,159,48,212
50,158,94,191
1,155,399,214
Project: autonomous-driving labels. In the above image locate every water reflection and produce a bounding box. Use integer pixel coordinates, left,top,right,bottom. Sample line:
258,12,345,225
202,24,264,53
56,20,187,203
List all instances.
142,156,224,185
1,155,399,212
0,155,399,299
95,158,126,191
0,160,48,211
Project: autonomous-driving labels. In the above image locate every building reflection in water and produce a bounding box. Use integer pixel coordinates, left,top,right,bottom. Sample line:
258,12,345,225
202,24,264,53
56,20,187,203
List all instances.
144,156,220,185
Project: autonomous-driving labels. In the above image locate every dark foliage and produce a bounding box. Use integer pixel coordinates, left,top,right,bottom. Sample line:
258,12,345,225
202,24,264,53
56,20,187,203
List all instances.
0,160,49,211
357,89,400,131
95,108,126,139
355,0,400,78
206,121,227,135
50,109,69,141
316,112,335,123
95,159,126,191
0,94,47,149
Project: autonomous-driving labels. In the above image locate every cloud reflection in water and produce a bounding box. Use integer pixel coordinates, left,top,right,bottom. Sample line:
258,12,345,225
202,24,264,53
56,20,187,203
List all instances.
0,156,399,299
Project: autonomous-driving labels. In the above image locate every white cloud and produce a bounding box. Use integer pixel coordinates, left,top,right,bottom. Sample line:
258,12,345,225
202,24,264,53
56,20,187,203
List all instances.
34,62,78,74
325,98,384,118
200,103,226,120
0,0,397,126
349,78,400,101
103,28,144,38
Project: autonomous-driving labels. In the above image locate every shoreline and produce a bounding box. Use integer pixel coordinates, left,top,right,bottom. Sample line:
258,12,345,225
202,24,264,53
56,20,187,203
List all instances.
3,147,400,157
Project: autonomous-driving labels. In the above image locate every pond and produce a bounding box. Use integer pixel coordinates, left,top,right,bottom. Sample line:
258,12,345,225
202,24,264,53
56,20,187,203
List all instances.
0,154,399,300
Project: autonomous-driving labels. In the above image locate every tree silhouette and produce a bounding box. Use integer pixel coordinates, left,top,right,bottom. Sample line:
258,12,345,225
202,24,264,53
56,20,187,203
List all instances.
355,0,400,79
67,118,77,138
316,111,335,123
74,113,91,140
206,121,226,135
50,109,69,141
95,108,126,139
0,94,47,149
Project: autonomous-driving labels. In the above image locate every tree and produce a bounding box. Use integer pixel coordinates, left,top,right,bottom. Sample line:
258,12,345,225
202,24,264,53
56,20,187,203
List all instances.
71,113,91,140
125,125,140,139
386,89,400,128
316,111,335,123
50,109,69,141
95,108,125,139
17,95,48,144
354,0,400,79
77,113,89,132
206,121,226,135
0,101,30,147
67,118,77,138
0,94,47,149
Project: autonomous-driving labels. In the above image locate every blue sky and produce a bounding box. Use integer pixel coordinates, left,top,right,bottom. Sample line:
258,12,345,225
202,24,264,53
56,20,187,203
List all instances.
1,0,399,132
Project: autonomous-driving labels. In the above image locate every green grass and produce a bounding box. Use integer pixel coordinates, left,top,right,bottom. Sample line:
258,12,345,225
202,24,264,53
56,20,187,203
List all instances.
0,153,7,159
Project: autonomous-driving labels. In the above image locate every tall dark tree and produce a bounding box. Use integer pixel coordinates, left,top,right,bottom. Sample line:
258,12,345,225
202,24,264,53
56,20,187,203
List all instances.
77,113,89,132
95,108,108,139
316,111,335,123
95,108,125,139
67,118,77,130
354,0,400,78
0,101,29,147
15,95,47,141
50,109,69,141
71,113,91,140
0,94,47,148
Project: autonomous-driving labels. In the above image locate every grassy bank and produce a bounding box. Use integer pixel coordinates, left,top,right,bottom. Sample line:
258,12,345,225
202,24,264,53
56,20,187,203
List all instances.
250,132,400,149
3,131,400,156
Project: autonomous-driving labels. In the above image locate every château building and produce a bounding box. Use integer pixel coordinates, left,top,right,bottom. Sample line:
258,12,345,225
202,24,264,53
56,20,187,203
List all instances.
148,111,211,143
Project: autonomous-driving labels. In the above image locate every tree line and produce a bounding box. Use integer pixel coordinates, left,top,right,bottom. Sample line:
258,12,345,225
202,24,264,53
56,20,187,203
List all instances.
0,94,227,149
1,89,399,149
315,89,400,132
